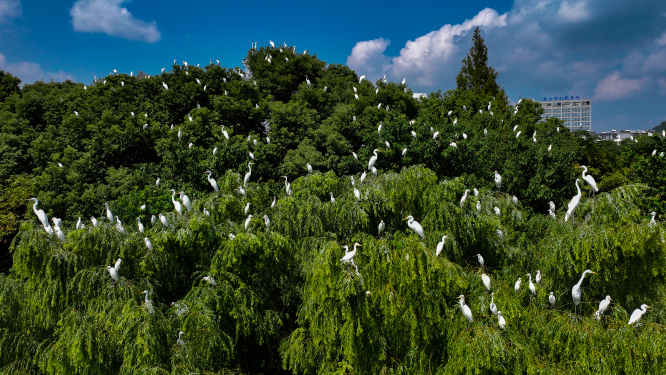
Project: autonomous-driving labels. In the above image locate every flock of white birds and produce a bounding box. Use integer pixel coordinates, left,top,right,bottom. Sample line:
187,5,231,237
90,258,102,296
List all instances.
26,42,666,344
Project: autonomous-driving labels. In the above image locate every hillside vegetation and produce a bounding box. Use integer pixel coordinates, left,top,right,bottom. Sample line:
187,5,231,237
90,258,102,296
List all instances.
0,34,665,374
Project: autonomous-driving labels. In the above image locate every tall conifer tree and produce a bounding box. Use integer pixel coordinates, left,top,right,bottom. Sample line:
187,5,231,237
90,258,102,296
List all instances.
456,27,508,104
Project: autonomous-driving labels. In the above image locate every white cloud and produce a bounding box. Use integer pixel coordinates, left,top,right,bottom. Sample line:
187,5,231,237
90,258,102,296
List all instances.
557,1,590,22
0,0,21,22
0,53,75,84
594,71,647,101
70,0,161,43
347,8,507,86
656,32,666,46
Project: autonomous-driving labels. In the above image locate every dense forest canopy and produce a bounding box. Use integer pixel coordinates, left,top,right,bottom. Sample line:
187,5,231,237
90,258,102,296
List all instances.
0,32,665,374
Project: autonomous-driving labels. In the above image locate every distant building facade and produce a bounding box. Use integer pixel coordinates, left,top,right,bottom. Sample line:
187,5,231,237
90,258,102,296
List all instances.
594,129,654,143
536,96,592,131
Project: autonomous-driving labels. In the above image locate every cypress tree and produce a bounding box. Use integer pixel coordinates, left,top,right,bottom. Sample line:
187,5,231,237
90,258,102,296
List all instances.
456,27,508,104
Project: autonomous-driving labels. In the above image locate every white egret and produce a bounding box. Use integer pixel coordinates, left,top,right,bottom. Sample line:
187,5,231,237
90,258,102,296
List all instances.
516,131,521,139
481,273,491,291
76,217,84,230
548,145,552,152
26,198,48,227
515,278,522,293
307,163,313,174
565,179,582,222
494,207,500,216
168,189,182,215
572,269,596,316
527,273,536,296
151,215,156,226
462,133,467,140
377,122,382,136
141,291,154,313
384,140,390,149
484,129,488,136
359,75,366,83
371,166,378,177
533,132,537,144
245,215,253,231
91,217,99,227
489,293,498,316
159,213,169,228
205,171,219,192
176,331,186,347
107,258,122,281
228,233,235,240
54,227,65,242
104,202,114,223
476,254,484,268
628,304,651,325
249,151,254,160
368,149,381,170
244,162,254,187
403,215,425,239
340,243,362,263
213,147,218,155
360,171,367,183
579,165,599,194
402,78,406,85
497,311,506,329
378,220,386,236
594,295,612,320
144,236,153,253
402,148,408,156
649,212,656,226
244,203,251,216
163,82,168,90
203,208,210,217
354,187,361,202
494,171,502,191
476,200,481,212
156,178,161,186
264,215,270,231
266,137,270,144
512,196,518,205
450,142,457,148
355,93,359,100
203,276,216,286
352,152,358,159
549,292,556,307
171,302,189,316
137,218,144,234
460,189,469,208
179,191,191,213
536,270,542,285
330,192,335,203
411,130,417,138
457,295,473,327
281,176,291,196
448,110,453,116
115,217,125,234
433,131,440,139
549,201,556,212
513,125,519,132
221,125,229,140
271,196,277,208
453,118,458,126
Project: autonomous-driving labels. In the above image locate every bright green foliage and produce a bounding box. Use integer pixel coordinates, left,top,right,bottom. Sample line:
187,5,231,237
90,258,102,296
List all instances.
1,44,666,374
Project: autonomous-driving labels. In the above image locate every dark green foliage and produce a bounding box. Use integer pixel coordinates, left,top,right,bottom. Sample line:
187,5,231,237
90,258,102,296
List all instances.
0,43,666,374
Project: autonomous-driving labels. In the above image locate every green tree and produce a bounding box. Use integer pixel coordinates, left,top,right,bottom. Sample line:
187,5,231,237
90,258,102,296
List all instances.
0,71,21,103
455,27,508,105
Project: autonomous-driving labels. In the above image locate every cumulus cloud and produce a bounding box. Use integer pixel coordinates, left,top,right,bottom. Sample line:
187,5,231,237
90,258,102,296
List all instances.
70,0,161,43
594,71,647,101
347,8,507,87
557,1,590,22
657,32,666,46
0,53,75,84
0,0,21,22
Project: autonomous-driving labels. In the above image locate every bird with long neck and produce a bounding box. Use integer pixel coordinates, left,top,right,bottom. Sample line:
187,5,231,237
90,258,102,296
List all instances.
565,179,582,222
579,165,599,195
168,189,182,214
27,198,48,227
244,162,254,187
571,269,596,317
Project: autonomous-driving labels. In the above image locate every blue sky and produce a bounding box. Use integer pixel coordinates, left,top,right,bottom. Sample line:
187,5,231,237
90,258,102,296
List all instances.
1,0,665,131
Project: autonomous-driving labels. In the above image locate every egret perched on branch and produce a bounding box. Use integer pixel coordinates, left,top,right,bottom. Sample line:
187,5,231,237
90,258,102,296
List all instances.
359,75,365,83
205,171,219,192
368,149,381,170
137,218,144,234
244,203,251,215
497,311,506,329
527,273,536,296
494,171,502,191
481,273,491,291
476,200,481,212
271,196,277,208
579,165,599,194
179,191,191,212
594,295,611,320
512,196,518,205
159,213,169,228
245,215,253,231
341,243,362,263
435,236,448,256
536,270,542,285
515,278,522,293
115,217,125,234
141,291,154,314
360,171,367,184
460,189,469,208
565,179,582,222
628,304,651,325
107,258,122,281
238,186,246,197
476,254,484,268
144,237,153,253
156,178,161,187
403,215,424,239
490,293,498,316
263,215,270,231
91,217,98,227
168,189,182,215
281,176,291,196
55,227,65,242
354,187,361,202
494,207,500,216
220,125,229,140
549,292,556,307
330,192,335,203
650,212,656,226
572,269,596,316
457,295,473,327
378,220,385,236
307,163,313,174
402,148,408,156
27,198,48,228
203,276,216,286
244,162,254,187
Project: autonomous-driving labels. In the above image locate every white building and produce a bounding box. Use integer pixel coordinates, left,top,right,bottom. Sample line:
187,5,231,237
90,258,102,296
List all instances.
537,96,592,131
594,129,653,143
